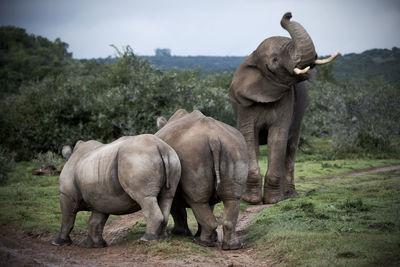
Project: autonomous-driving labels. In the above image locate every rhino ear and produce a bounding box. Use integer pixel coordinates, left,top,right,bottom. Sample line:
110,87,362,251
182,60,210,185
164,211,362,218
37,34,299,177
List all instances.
156,116,168,129
61,145,72,160
229,55,290,107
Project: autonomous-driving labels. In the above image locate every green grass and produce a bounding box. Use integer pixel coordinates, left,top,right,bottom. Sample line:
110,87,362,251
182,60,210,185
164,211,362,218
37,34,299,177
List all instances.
247,170,400,266
259,137,399,182
0,140,399,262
0,161,90,233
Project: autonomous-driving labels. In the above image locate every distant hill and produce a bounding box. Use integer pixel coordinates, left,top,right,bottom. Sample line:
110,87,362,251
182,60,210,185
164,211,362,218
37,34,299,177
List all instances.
141,47,400,84
333,47,400,84
141,55,245,73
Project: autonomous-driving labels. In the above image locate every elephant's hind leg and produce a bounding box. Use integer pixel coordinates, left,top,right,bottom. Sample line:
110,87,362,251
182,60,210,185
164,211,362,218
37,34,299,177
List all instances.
283,135,300,199
52,193,77,246
84,211,109,248
221,199,242,250
190,202,218,247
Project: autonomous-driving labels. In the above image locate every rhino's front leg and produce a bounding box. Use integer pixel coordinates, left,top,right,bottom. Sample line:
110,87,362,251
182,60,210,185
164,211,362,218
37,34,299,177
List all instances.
170,206,192,236
84,211,109,248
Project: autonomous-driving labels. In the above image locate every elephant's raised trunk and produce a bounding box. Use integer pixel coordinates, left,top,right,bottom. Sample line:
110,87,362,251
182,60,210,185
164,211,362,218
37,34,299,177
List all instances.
281,12,339,74
281,12,317,72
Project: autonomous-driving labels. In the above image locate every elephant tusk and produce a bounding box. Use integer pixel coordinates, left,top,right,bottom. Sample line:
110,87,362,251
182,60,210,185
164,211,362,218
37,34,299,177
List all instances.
293,66,310,75
314,51,340,65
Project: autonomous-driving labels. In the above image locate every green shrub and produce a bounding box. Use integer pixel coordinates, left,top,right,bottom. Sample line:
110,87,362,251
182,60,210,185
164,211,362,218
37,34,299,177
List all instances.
32,151,64,169
304,77,400,156
0,149,15,183
0,47,234,160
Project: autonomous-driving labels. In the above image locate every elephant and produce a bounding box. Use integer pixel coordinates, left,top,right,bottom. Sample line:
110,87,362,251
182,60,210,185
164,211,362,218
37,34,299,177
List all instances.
52,134,181,247
229,12,338,204
155,109,248,250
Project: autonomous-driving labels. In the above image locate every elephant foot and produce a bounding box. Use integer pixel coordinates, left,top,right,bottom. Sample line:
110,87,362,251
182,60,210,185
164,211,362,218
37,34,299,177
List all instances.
194,236,217,247
83,236,107,248
262,191,284,204
51,235,72,246
169,227,192,237
140,233,159,242
284,189,298,199
242,192,262,205
222,238,243,250
242,173,263,204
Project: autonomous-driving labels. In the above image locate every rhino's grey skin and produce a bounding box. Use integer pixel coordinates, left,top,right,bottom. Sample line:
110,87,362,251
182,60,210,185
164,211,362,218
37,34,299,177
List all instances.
156,109,248,250
52,134,181,248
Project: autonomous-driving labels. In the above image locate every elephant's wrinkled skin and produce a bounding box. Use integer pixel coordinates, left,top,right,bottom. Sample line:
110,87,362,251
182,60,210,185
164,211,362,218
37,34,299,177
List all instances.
229,12,338,204
52,135,181,247
156,109,249,250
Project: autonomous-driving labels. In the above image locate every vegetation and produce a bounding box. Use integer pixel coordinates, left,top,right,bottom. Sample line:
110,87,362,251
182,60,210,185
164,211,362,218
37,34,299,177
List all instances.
0,26,399,163
247,169,400,266
0,26,72,97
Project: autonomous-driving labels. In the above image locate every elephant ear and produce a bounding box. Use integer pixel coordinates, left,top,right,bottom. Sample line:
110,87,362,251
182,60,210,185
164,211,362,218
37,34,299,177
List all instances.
229,53,291,107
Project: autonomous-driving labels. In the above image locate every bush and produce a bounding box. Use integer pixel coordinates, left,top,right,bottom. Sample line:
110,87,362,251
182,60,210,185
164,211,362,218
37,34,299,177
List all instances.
0,47,234,160
0,149,15,183
304,77,400,155
32,151,65,169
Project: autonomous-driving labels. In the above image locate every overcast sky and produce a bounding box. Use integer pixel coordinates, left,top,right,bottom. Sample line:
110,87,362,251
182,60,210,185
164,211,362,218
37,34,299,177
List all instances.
1,0,399,59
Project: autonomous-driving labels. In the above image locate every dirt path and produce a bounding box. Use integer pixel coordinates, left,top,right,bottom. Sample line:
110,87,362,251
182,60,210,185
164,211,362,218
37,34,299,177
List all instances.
1,164,399,266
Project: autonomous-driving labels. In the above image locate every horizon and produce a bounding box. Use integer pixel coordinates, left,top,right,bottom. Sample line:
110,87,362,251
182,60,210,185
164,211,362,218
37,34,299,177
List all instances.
1,0,400,59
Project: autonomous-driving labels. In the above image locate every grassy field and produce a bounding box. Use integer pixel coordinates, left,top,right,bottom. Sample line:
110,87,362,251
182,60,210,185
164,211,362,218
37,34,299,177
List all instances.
0,142,399,265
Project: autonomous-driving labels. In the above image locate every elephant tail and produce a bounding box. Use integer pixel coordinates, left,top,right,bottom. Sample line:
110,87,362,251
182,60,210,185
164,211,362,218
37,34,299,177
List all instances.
209,137,221,190
158,147,171,190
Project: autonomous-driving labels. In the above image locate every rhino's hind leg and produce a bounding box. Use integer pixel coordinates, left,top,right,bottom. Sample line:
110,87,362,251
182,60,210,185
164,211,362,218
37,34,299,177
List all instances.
139,196,164,241
157,196,175,239
221,199,242,250
190,202,218,247
83,211,109,248
52,194,77,246
194,205,217,242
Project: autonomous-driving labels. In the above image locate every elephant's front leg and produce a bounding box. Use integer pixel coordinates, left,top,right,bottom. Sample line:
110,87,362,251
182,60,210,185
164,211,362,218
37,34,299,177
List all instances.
263,126,289,204
283,134,300,199
221,199,242,250
239,122,262,204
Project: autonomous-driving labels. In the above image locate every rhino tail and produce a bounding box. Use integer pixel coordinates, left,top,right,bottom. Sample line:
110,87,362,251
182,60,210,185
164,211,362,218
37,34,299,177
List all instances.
209,137,221,190
158,146,171,190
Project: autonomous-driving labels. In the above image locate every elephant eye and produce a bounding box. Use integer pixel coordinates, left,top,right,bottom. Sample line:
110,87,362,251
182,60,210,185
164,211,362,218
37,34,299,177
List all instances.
273,57,278,63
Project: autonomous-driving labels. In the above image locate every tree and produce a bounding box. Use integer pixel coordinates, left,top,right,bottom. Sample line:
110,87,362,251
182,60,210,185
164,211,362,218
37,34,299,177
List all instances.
155,48,171,57
0,26,72,96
